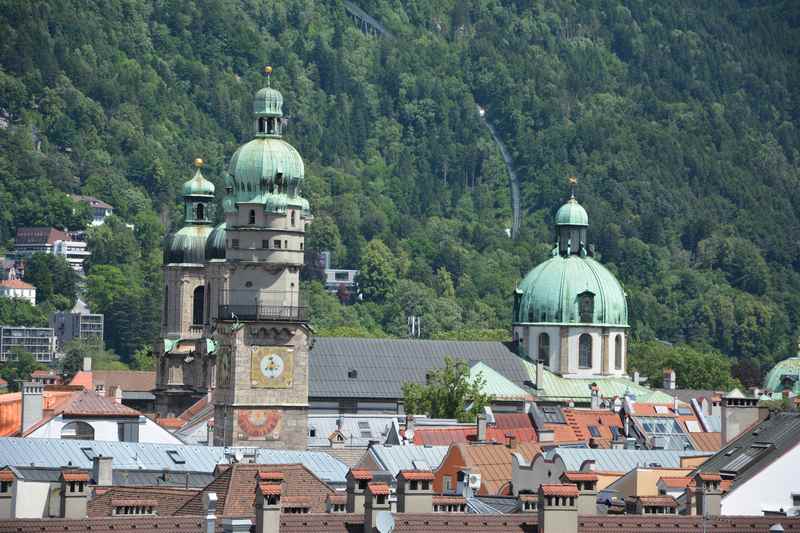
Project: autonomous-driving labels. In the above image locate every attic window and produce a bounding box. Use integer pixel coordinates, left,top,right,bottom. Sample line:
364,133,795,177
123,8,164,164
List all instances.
80,447,96,461
166,450,185,464
348,370,358,379
309,428,316,437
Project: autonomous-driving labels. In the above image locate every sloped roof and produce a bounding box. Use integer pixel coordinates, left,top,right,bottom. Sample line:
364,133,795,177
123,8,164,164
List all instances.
368,444,449,476
176,463,334,516
546,447,712,472
692,411,800,493
0,392,21,437
68,371,93,390
310,337,530,399
308,414,397,448
59,389,140,418
93,371,155,392
524,360,675,404
0,279,35,289
689,432,722,452
562,408,624,448
469,362,532,401
89,487,195,517
457,441,541,495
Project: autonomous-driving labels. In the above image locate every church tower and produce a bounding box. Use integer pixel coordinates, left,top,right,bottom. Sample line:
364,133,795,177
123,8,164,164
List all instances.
154,159,216,416
207,67,312,449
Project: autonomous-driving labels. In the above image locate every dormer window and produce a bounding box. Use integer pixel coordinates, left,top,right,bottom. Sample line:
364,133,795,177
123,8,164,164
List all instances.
579,292,594,323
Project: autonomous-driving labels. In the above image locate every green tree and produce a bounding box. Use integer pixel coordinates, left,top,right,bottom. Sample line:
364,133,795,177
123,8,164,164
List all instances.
23,253,77,305
628,341,740,391
434,267,456,299
0,347,46,391
0,298,48,327
402,356,492,422
131,345,155,371
357,239,397,303
59,339,127,380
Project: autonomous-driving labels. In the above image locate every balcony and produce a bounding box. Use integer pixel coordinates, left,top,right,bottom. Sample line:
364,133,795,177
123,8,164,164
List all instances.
217,290,308,323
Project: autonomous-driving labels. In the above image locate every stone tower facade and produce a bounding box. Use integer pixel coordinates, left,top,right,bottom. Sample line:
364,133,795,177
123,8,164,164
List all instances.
208,70,312,449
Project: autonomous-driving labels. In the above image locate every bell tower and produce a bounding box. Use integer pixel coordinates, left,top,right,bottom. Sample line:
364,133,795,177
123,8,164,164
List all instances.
208,67,312,449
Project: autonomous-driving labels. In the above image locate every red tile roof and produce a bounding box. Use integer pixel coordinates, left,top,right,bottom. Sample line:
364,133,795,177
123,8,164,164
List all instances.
15,227,68,245
689,431,722,452
155,417,184,429
697,472,722,482
0,469,15,481
0,279,35,289
176,464,334,516
399,470,435,481
0,377,7,386
433,495,466,505
0,392,21,437
68,371,93,390
93,371,155,392
561,471,598,482
111,499,159,507
348,469,373,480
368,483,391,496
540,483,579,497
89,487,196,517
60,389,140,417
455,441,541,495
658,476,692,489
326,493,347,504
258,471,285,481
61,470,89,482
259,483,282,496
413,427,477,445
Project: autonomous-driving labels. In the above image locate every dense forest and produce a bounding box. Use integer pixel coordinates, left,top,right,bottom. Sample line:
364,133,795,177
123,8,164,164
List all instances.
0,0,798,386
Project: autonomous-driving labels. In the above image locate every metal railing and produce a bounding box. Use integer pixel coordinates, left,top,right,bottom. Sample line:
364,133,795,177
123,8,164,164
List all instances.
217,290,308,322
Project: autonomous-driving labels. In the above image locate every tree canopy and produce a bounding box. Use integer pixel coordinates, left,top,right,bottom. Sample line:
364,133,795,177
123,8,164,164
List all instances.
402,356,491,422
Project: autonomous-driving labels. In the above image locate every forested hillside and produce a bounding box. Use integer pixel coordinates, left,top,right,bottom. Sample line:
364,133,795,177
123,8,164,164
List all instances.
0,0,798,384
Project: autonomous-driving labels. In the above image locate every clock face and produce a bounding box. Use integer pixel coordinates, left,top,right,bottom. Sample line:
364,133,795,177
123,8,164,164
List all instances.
260,353,284,379
250,346,293,388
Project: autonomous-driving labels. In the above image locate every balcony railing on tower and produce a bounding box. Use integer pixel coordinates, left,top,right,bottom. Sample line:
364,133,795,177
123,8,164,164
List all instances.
217,289,308,322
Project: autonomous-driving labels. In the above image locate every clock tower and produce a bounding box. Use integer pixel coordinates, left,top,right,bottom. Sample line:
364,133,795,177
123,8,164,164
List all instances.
207,67,313,449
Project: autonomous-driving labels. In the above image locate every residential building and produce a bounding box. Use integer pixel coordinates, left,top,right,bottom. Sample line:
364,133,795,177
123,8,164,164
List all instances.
320,251,358,294
69,195,114,226
0,325,57,362
13,228,91,273
49,298,104,350
692,411,800,515
0,278,36,305
30,370,61,386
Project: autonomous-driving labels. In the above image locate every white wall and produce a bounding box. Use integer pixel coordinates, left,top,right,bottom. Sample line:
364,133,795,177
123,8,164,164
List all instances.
721,441,800,515
28,415,182,444
12,480,51,518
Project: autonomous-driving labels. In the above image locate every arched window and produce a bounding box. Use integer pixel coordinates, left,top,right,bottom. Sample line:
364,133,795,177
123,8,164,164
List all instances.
193,286,205,325
249,209,256,225
61,421,94,441
267,117,275,134
258,117,267,133
538,333,550,363
196,203,204,221
579,334,593,368
614,335,623,370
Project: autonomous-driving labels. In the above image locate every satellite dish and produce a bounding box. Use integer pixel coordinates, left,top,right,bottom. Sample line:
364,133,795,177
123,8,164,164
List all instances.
376,511,395,533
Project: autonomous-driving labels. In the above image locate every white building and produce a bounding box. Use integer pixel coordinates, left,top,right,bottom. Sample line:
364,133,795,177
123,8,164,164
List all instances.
69,194,114,226
13,227,91,274
0,279,36,305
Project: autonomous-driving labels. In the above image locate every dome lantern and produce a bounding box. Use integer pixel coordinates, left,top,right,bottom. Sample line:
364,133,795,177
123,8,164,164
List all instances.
181,158,215,224
555,177,589,257
253,66,284,137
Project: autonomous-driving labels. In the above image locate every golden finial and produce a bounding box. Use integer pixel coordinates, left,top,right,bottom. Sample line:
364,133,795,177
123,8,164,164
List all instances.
264,65,273,76
194,158,204,168
568,176,577,186
568,176,577,200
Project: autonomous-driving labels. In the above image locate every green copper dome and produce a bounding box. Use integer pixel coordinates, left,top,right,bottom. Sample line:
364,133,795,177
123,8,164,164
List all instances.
514,255,628,326
182,168,215,197
205,223,227,260
165,225,214,264
555,198,588,226
764,355,800,393
225,138,304,210
253,87,283,116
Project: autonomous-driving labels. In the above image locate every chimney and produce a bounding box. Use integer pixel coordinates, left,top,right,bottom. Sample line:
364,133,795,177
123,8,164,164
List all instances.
506,433,518,450
405,415,415,442
83,357,92,372
113,386,123,404
256,479,281,533
396,470,434,513
560,472,598,516
0,469,15,519
21,382,44,433
346,468,372,514
91,456,113,486
60,470,89,519
692,472,722,517
590,384,600,410
203,492,218,533
364,483,391,532
721,393,768,446
537,484,578,533
477,415,487,441
535,360,544,389
662,368,676,390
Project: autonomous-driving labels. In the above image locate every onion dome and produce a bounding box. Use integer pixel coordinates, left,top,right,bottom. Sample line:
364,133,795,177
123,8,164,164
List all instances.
555,197,588,226
164,225,215,264
223,66,307,215
182,159,215,197
514,255,628,325
205,223,227,260
763,353,800,393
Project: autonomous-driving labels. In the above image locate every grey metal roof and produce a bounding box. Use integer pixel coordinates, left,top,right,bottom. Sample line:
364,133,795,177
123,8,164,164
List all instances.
8,466,214,487
308,414,398,447
632,416,695,451
310,337,531,399
694,411,800,493
122,391,155,400
0,437,347,484
467,496,521,514
546,447,712,472
368,444,449,476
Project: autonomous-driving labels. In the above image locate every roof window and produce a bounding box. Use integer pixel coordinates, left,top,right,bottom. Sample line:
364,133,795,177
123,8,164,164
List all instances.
166,450,185,464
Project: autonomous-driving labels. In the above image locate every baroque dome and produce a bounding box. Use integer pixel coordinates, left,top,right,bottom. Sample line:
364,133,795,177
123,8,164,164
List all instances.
164,225,214,264
514,255,628,326
182,168,215,197
763,354,800,393
555,198,588,226
204,222,227,260
227,137,304,199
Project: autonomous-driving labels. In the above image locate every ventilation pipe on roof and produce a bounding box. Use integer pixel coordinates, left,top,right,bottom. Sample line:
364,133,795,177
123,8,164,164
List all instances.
92,456,113,486
477,415,487,441
203,492,218,533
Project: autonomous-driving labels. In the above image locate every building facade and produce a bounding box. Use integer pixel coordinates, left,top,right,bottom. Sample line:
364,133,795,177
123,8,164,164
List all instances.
49,299,104,351
0,326,57,363
512,188,629,378
0,279,36,305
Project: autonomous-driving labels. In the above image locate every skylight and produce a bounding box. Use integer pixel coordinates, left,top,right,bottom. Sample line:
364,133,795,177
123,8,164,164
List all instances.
166,450,185,464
